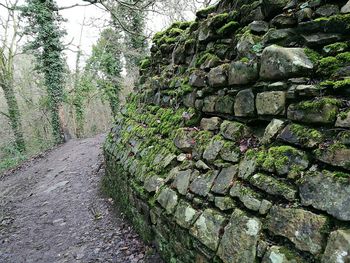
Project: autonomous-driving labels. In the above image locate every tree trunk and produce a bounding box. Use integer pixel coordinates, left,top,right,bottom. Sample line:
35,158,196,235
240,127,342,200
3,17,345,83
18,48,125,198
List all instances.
50,102,71,144
59,105,71,142
1,84,26,152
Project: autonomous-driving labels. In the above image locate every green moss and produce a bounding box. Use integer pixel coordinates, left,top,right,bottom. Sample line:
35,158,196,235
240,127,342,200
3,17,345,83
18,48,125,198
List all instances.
296,98,341,110
195,52,220,67
164,36,178,44
152,24,186,45
316,51,350,76
168,27,184,37
169,77,180,88
210,13,229,27
184,38,196,47
336,52,350,63
240,57,249,63
153,31,166,43
315,14,350,25
257,146,307,174
323,42,348,55
339,109,350,120
184,108,201,127
217,21,239,35
189,21,199,32
304,48,321,64
334,79,350,89
328,142,346,151
140,58,151,70
245,149,258,159
334,171,350,178
317,56,340,75
278,247,300,261
289,124,323,143
180,84,193,94
170,21,193,30
196,5,216,19
193,130,213,155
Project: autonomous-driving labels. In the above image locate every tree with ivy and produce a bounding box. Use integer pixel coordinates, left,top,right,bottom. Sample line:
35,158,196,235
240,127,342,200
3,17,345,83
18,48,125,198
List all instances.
21,0,68,144
0,0,26,152
86,28,123,117
115,0,148,75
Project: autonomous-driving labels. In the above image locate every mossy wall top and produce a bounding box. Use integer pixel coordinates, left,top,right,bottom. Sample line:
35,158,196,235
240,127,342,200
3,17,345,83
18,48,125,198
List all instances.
104,0,350,262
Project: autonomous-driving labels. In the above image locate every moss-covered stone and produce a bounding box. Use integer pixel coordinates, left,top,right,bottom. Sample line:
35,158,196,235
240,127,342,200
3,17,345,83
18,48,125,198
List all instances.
256,91,286,116
208,64,228,87
196,5,216,19
234,89,255,117
260,45,314,80
171,169,192,195
104,1,350,261
323,42,349,55
336,109,350,127
174,200,201,229
228,61,259,85
278,124,323,148
314,144,350,170
157,187,179,214
238,150,258,180
299,170,350,221
202,96,218,113
262,119,286,144
220,120,251,142
219,141,241,163
215,95,234,114
203,137,225,162
322,229,350,263
190,209,226,251
214,196,235,211
287,98,340,124
212,165,237,194
256,146,309,176
230,181,263,212
249,173,297,201
217,21,239,35
217,208,261,263
266,206,328,255
262,246,303,263
189,170,218,197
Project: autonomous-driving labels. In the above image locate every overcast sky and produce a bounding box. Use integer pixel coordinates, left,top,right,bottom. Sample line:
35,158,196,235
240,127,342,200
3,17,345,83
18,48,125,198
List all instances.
57,0,198,69
0,0,199,69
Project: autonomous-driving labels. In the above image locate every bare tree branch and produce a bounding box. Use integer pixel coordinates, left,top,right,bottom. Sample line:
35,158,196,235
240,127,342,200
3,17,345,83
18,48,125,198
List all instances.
57,3,95,11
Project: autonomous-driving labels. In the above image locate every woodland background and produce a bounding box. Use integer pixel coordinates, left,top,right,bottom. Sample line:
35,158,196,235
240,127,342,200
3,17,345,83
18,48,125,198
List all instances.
0,0,217,173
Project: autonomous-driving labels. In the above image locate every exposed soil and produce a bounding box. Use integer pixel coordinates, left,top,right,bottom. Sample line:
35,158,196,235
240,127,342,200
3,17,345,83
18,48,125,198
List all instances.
0,134,162,263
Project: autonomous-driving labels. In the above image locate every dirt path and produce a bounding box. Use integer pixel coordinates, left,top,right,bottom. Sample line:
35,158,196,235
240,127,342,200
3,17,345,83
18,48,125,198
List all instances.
0,134,162,263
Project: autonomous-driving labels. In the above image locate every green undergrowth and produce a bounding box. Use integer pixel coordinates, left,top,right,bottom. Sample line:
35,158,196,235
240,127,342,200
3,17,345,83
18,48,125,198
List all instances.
0,144,27,174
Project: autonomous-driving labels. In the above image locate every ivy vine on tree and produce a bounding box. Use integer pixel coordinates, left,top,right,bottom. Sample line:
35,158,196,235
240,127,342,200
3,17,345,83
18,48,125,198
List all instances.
20,0,68,144
86,28,123,117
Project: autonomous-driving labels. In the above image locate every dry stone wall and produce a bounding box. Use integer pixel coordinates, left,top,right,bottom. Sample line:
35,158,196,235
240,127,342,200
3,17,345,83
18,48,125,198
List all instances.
104,0,350,262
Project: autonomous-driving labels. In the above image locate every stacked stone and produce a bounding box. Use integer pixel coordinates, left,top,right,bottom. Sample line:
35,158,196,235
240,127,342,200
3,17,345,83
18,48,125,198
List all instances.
104,0,350,262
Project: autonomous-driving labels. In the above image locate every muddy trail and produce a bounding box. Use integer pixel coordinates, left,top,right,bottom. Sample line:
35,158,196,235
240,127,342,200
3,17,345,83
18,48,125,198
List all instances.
0,134,162,263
